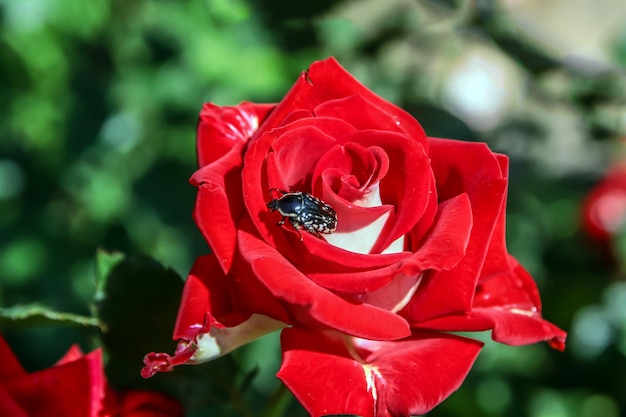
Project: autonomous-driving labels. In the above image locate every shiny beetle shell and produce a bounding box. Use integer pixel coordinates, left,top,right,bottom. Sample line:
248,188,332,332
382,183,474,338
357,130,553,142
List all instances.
267,189,337,239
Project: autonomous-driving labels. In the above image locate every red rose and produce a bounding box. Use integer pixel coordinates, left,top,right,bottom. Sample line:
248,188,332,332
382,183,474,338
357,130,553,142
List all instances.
0,336,182,417
582,164,626,242
143,58,566,416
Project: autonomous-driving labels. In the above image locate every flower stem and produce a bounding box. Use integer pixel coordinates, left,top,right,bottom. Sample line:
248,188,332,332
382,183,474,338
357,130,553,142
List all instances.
262,383,294,417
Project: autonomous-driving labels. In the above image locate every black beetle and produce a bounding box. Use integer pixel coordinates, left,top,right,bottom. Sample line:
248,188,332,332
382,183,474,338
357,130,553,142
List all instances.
267,189,337,239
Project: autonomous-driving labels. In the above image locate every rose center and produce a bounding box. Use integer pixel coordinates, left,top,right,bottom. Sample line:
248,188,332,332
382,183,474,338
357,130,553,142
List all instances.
313,143,405,255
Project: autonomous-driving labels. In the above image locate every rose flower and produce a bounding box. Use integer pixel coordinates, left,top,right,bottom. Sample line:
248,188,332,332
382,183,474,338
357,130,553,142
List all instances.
143,57,566,417
0,336,182,417
582,163,626,242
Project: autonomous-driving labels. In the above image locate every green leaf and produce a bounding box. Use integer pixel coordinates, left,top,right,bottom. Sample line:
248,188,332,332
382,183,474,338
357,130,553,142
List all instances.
94,248,126,299
93,250,240,410
0,304,104,331
93,250,184,384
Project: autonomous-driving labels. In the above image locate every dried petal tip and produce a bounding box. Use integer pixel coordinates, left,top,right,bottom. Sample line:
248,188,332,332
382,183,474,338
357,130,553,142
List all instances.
548,334,567,352
141,343,197,378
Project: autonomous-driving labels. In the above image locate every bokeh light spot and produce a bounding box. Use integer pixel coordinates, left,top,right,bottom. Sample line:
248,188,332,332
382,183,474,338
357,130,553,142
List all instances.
3,0,49,32
100,112,142,152
475,377,512,413
602,281,626,326
82,172,130,222
581,394,619,417
571,306,613,358
0,238,47,287
0,160,25,199
529,390,569,417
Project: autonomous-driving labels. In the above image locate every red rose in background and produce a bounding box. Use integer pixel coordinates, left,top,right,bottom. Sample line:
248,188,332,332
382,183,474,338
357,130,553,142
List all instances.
0,336,182,417
582,164,626,243
143,58,566,416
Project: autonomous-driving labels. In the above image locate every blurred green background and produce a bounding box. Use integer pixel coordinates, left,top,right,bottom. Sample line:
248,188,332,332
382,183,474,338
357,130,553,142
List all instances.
1,0,626,416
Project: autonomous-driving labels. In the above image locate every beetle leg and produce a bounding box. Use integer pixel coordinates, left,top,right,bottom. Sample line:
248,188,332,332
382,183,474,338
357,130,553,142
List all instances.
287,218,305,241
305,225,323,239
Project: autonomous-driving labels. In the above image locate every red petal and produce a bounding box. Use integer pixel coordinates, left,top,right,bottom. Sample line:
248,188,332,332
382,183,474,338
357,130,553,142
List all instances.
475,256,542,311
265,122,347,189
118,390,184,417
332,129,433,253
306,193,472,294
478,153,512,282
141,342,198,379
173,254,248,340
0,337,25,378
278,328,483,417
314,94,411,137
143,254,259,378
0,348,107,417
237,220,411,340
0,387,28,417
416,309,566,351
197,102,274,167
55,344,84,365
366,332,483,416
243,116,356,246
278,329,374,417
143,314,287,379
287,237,412,277
243,120,437,274
403,139,507,321
405,193,472,271
253,58,427,150
317,141,390,201
190,145,246,274
417,258,567,350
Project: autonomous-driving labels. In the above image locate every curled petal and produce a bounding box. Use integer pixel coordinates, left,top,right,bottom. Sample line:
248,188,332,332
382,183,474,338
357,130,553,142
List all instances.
474,255,542,311
254,58,427,150
416,258,567,350
307,193,472,295
142,314,286,379
478,153,513,282
403,139,508,322
244,116,356,247
415,309,566,351
265,122,348,189
237,218,411,340
141,342,198,378
143,254,288,378
192,103,273,273
191,147,246,274
197,102,274,167
173,254,248,339
314,95,414,136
